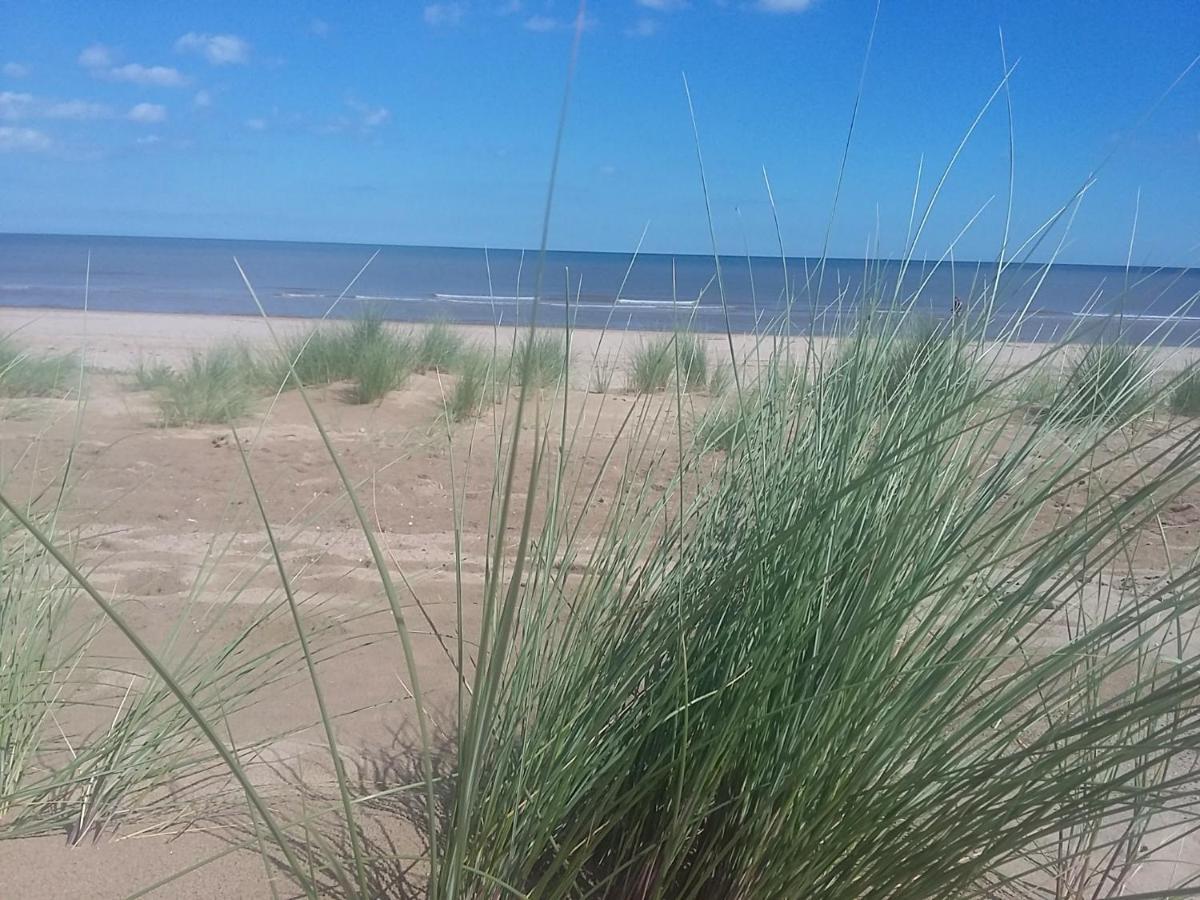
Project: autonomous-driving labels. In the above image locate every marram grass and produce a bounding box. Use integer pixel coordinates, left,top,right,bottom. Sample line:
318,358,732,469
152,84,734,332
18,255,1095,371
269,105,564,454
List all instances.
627,332,709,393
156,345,261,426
0,338,79,399
433,311,1200,900
1169,365,1200,416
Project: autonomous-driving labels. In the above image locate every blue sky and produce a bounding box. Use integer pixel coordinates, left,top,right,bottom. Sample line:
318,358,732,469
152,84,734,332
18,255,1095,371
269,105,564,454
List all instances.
0,0,1197,265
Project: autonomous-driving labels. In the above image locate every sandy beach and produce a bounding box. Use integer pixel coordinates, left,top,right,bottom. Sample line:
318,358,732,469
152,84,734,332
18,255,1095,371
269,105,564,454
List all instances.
2,305,1198,897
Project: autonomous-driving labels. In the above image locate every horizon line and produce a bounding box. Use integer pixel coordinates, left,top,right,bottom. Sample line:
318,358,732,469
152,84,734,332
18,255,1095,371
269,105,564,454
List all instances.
1,229,1194,275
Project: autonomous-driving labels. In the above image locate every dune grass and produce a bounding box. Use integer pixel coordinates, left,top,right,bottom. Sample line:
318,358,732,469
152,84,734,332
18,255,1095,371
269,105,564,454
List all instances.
427,313,1200,899
4,305,1199,896
446,347,496,421
0,395,314,843
1045,341,1149,425
707,360,731,397
344,330,416,405
627,332,708,393
272,315,418,405
1169,365,1200,416
414,321,465,373
132,357,175,391
156,345,261,427
509,333,570,387
0,511,86,823
589,354,617,393
0,338,79,398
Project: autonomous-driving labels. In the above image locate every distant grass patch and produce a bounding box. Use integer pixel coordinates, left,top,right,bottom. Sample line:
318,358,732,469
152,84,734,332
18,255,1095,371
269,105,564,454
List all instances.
132,357,175,391
510,333,570,388
414,322,465,373
696,357,801,452
589,355,617,394
1046,342,1148,425
269,315,417,405
695,396,750,453
157,345,260,427
274,315,408,388
447,347,496,421
0,338,79,398
708,361,731,397
1169,366,1200,416
344,331,415,405
627,333,708,393
1013,366,1062,410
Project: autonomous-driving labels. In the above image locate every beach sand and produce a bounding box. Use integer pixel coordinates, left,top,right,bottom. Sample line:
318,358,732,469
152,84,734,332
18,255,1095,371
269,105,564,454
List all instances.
1,306,1197,897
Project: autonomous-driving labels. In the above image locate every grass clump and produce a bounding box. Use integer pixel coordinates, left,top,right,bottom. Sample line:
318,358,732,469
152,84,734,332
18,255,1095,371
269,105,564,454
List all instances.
414,321,465,373
272,314,417,404
627,333,709,393
0,338,78,398
344,330,415,405
1169,365,1200,416
446,347,496,421
589,354,617,393
156,345,259,426
1046,341,1149,425
131,357,175,391
509,333,570,388
707,360,731,397
0,513,84,821
433,316,1200,899
274,314,404,389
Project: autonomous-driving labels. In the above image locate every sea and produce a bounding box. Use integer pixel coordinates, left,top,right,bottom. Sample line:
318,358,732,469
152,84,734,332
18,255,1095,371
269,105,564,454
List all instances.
2,233,1199,344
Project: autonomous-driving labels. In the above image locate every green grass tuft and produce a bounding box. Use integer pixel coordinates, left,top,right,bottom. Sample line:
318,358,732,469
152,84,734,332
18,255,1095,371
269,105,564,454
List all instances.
627,333,708,393
447,347,496,421
1046,341,1148,425
0,338,79,398
589,354,617,393
344,330,415,405
156,345,259,426
273,313,409,390
510,333,570,388
414,321,465,373
1168,366,1200,416
707,360,731,397
132,357,175,391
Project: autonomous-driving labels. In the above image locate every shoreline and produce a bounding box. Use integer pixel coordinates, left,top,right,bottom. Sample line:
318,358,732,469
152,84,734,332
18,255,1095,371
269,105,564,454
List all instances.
3,305,1198,375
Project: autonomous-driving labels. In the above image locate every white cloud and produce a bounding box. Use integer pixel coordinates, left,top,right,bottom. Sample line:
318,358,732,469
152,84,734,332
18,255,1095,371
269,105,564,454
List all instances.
45,99,112,120
523,14,559,31
637,0,687,9
2,62,29,78
78,43,114,69
496,0,523,13
348,99,390,128
309,18,330,37
193,89,212,108
136,134,162,145
175,32,251,65
424,3,465,26
80,43,188,85
0,126,51,152
245,117,267,131
362,106,389,127
127,102,167,123
103,63,188,87
0,91,34,119
755,0,817,11
522,13,595,32
1,91,114,121
626,18,658,37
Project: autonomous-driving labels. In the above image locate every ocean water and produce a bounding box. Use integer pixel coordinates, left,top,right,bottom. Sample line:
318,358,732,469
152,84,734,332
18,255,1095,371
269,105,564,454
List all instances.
2,233,1199,344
